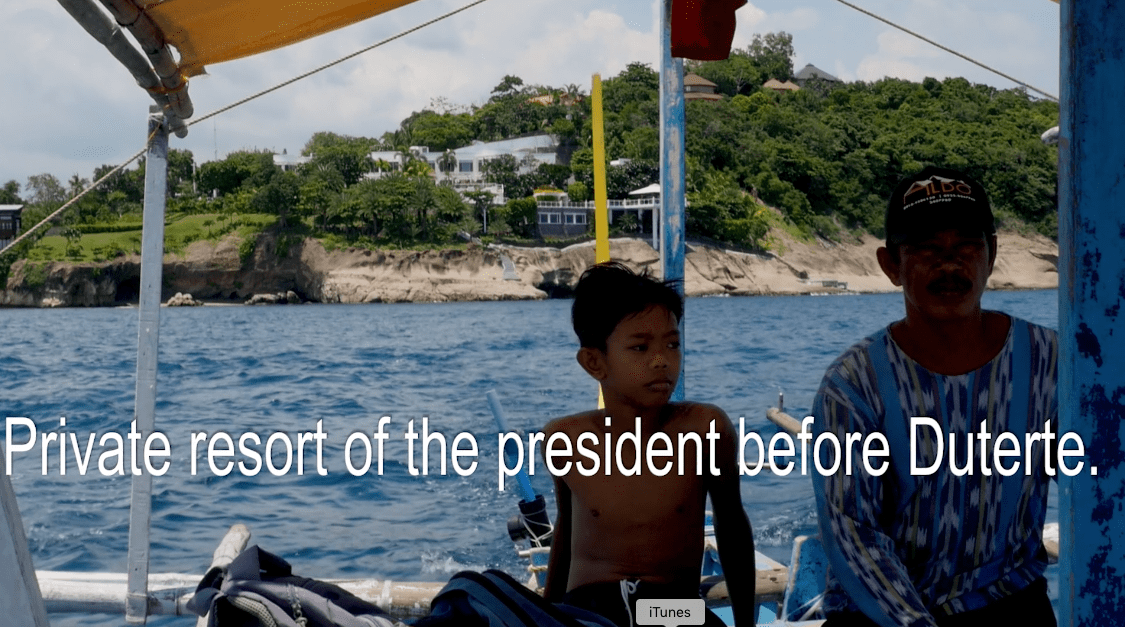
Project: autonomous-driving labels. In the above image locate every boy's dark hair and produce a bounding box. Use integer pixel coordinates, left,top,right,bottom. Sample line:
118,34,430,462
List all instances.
572,261,684,351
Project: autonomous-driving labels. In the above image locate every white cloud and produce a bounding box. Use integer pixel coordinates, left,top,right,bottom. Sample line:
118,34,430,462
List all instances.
733,2,769,47
772,7,819,31
852,27,950,82
873,30,943,60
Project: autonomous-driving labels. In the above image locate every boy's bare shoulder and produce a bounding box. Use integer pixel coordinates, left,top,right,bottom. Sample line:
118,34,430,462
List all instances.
544,410,603,437
668,401,730,428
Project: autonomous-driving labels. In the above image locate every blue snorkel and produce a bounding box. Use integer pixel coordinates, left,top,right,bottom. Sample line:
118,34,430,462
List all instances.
486,390,553,551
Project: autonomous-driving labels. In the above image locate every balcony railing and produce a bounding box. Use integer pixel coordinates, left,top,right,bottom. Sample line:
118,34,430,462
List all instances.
536,197,658,209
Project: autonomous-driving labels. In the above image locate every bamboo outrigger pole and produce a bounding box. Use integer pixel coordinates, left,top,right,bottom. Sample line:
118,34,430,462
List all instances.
659,0,686,401
1057,1,1125,623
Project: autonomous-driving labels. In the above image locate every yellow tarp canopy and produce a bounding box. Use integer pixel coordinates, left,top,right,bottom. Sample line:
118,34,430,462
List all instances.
141,0,425,77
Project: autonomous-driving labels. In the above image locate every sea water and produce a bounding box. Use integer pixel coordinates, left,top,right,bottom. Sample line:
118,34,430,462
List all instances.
0,290,1059,626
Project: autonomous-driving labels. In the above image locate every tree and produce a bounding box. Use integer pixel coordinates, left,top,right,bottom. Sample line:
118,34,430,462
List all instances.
602,63,659,113
0,180,21,204
433,185,471,240
463,190,495,234
303,131,378,156
409,177,438,241
567,181,590,203
402,158,433,179
505,197,539,239
167,148,196,197
25,173,66,206
197,151,275,197
689,51,763,97
437,150,458,177
491,75,526,99
297,177,336,229
403,111,474,152
63,226,84,259
93,164,145,205
303,144,373,188
748,32,795,81
481,155,521,197
251,171,300,227
64,174,105,223
687,170,769,248
607,160,659,199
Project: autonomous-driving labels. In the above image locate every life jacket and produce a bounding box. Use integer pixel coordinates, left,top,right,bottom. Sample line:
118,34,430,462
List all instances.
187,545,398,627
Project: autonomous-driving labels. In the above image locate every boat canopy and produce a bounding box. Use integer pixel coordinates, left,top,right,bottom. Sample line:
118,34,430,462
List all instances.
139,0,425,78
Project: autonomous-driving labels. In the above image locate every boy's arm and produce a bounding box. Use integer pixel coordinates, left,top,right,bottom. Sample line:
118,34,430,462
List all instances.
705,408,756,627
544,474,572,602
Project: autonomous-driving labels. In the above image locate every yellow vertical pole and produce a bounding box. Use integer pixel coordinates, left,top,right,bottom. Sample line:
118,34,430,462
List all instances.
591,74,610,264
591,74,609,409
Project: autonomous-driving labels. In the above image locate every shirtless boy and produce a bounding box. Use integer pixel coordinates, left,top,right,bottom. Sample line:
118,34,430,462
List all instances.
542,262,755,627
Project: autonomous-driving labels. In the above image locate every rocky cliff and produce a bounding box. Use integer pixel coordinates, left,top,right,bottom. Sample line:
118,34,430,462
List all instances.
1,230,1059,307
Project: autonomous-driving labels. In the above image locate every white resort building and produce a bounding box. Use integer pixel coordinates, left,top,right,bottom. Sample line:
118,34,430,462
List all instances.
274,134,562,206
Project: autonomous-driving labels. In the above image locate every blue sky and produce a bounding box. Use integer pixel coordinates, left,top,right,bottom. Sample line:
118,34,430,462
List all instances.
0,0,1060,191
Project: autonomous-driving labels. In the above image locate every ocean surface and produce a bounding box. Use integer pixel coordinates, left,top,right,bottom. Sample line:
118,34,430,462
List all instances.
1,289,1059,626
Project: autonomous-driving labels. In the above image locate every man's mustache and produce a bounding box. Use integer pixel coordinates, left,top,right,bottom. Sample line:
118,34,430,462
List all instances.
927,273,973,293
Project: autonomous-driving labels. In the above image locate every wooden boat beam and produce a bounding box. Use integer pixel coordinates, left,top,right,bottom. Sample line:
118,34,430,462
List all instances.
1057,1,1125,623
37,570,788,620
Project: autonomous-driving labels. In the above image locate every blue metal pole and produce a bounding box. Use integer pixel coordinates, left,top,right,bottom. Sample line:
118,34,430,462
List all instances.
487,389,537,503
126,107,168,625
1057,2,1125,625
660,0,686,401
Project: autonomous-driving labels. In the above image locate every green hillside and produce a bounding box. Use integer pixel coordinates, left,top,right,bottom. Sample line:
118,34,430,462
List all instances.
2,32,1058,284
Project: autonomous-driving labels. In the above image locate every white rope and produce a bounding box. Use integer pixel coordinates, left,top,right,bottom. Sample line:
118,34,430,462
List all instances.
519,514,552,548
831,0,1059,102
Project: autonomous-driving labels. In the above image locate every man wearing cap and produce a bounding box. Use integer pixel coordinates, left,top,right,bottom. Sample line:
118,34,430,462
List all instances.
809,166,1058,627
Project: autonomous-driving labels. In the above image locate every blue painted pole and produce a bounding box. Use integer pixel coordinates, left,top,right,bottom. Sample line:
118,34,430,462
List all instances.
660,0,686,401
1057,2,1125,625
487,389,537,503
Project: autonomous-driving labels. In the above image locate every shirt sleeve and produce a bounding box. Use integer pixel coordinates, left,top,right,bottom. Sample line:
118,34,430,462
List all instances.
811,359,938,627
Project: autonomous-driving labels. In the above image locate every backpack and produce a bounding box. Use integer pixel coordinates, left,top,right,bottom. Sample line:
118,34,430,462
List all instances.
187,545,398,627
418,569,616,627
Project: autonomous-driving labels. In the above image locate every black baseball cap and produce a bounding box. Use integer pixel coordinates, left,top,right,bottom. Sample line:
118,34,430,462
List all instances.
885,166,995,245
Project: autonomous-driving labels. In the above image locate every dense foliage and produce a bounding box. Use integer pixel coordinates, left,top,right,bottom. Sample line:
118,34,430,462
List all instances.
4,32,1058,277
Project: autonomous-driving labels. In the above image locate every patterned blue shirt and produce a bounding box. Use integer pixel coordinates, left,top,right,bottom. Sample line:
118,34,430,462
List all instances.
811,315,1057,627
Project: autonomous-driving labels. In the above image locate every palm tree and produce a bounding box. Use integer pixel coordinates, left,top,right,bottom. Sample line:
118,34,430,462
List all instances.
437,149,458,181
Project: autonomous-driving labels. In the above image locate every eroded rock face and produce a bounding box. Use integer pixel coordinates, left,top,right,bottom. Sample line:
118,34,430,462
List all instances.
2,258,143,307
0,231,1059,307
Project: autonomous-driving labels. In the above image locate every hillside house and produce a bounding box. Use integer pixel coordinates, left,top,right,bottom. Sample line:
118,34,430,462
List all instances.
536,185,660,241
763,78,800,93
0,204,23,249
367,134,560,205
684,73,722,101
794,63,841,86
